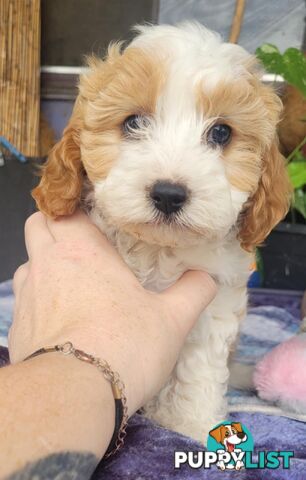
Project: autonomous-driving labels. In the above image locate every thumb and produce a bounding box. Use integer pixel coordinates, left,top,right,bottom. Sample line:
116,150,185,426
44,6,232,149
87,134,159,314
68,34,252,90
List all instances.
160,270,217,337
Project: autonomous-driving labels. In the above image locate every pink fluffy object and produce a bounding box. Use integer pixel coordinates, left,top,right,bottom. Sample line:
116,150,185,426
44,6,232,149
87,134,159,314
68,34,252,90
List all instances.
254,333,306,414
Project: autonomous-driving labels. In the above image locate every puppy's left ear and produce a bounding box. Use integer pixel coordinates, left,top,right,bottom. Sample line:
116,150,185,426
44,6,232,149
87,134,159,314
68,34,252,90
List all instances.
238,139,292,251
231,422,243,433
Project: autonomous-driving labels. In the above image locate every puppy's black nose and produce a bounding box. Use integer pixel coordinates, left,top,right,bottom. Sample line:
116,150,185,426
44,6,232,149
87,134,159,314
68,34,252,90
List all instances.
150,181,187,215
237,432,245,440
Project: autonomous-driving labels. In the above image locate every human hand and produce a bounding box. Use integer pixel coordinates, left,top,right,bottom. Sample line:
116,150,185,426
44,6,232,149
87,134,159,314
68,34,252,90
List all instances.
10,211,216,414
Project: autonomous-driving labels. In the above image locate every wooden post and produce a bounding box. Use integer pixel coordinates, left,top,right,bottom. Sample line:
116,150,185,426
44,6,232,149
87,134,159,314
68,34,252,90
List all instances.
0,0,40,157
228,0,246,44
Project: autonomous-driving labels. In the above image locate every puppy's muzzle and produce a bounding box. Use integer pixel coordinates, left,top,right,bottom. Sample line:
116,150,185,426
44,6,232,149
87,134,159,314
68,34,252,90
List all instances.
150,181,187,215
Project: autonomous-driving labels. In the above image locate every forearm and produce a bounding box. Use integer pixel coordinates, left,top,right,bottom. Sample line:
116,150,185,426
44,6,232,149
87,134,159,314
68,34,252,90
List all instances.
0,354,114,479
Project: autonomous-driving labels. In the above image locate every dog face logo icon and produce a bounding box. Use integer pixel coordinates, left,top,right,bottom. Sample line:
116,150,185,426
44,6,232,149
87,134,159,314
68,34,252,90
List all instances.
207,421,253,471
210,422,247,453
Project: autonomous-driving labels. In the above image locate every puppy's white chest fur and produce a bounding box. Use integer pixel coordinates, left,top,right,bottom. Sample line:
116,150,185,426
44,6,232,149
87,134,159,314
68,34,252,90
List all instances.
90,208,251,292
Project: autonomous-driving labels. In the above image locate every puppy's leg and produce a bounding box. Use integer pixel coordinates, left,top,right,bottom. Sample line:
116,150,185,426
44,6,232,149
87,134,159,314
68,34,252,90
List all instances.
144,287,247,443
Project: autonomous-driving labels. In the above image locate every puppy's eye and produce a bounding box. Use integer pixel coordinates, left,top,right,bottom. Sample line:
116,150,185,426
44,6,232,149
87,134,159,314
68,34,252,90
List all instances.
225,431,230,437
123,114,141,133
207,124,232,147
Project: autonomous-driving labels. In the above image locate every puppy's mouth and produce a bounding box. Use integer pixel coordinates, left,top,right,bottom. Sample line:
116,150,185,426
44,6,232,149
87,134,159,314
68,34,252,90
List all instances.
122,216,203,247
147,212,206,237
226,441,236,453
149,211,188,228
116,210,229,247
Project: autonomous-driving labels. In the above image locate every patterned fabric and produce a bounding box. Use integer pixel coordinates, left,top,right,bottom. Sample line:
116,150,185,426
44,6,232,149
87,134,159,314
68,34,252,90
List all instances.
0,279,13,347
1,281,305,478
228,302,306,420
235,305,299,365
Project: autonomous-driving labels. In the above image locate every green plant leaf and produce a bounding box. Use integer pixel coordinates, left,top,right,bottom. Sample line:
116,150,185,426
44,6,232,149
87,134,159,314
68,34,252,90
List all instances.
256,44,306,97
287,161,306,188
292,189,306,218
256,44,284,75
282,48,306,97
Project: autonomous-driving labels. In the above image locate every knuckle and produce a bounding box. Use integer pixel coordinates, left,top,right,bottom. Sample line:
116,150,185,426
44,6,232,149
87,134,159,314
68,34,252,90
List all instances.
13,264,28,290
13,265,22,281
24,211,43,230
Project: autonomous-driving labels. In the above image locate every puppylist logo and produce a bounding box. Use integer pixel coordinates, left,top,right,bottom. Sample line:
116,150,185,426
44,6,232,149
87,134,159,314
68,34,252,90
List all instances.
208,421,252,470
174,421,294,471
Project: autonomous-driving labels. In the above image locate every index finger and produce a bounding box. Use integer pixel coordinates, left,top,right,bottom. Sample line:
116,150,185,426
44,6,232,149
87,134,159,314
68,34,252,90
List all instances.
46,210,139,274
25,212,55,259
45,209,103,244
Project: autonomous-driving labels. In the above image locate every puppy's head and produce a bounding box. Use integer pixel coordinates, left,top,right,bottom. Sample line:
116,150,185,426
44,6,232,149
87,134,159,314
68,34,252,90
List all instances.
209,422,247,452
33,23,291,250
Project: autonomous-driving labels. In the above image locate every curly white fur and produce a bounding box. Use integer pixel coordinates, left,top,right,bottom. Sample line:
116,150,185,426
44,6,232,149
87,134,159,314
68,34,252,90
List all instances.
90,206,251,442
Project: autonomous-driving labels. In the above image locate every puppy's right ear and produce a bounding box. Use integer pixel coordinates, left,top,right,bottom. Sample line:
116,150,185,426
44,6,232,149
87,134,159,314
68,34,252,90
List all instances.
32,109,84,217
209,425,224,443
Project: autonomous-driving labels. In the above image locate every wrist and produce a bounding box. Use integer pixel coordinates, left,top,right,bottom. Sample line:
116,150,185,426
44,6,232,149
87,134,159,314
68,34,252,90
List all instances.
27,342,129,458
0,352,115,477
46,331,143,415
27,352,115,457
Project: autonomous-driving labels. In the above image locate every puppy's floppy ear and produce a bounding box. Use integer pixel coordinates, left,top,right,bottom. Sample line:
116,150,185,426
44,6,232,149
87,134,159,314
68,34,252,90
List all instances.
32,104,84,217
231,422,243,433
209,425,224,443
238,139,292,251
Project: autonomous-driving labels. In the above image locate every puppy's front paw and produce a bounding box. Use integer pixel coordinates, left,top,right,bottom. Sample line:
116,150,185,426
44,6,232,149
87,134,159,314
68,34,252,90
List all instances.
217,462,226,471
176,418,223,445
235,460,244,470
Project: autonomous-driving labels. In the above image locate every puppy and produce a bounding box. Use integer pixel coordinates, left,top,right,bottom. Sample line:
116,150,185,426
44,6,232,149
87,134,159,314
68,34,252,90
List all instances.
33,23,291,442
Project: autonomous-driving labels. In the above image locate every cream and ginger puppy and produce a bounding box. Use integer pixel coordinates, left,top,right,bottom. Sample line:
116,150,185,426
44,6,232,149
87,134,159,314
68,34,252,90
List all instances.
33,23,291,442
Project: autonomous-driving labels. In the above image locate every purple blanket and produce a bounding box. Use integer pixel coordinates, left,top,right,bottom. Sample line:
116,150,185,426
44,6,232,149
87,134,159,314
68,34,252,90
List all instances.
95,413,305,480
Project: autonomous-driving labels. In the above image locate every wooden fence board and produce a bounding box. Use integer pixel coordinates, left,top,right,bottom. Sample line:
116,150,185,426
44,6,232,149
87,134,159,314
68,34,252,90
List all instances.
0,0,40,156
